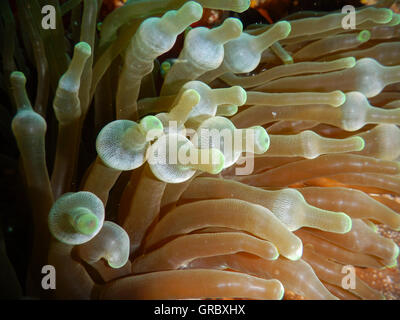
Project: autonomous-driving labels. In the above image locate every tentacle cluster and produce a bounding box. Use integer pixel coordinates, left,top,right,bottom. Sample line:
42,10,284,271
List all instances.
6,0,400,300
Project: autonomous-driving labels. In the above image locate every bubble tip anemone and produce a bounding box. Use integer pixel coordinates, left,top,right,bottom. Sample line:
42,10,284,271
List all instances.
48,192,105,245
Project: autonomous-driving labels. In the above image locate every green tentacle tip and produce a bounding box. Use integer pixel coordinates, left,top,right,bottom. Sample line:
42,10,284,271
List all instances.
335,91,346,107
208,17,243,43
385,245,399,268
253,126,270,154
10,71,26,83
358,30,371,43
367,221,378,233
271,248,279,260
219,105,239,116
139,115,164,140
343,57,356,68
388,13,400,26
341,213,353,233
379,8,393,23
236,86,247,105
287,242,303,261
355,136,365,151
277,282,285,300
229,105,239,116
279,20,292,37
72,208,99,236
222,17,243,35
10,71,32,112
75,41,92,57
385,260,398,269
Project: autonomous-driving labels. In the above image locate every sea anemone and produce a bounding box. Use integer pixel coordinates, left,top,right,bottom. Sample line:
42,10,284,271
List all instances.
1,0,400,300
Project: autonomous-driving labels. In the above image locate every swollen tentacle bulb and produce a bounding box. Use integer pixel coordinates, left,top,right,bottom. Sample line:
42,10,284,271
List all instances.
5,0,400,300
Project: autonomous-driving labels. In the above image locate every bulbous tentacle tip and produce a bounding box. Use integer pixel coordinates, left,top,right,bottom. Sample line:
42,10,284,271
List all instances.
166,88,201,126
208,18,243,44
358,30,371,43
378,8,394,24
181,89,201,108
139,115,164,141
231,86,247,106
108,260,126,269
354,136,366,152
160,1,203,36
277,280,285,300
342,56,357,68
276,20,292,38
250,126,270,154
210,85,247,109
337,213,353,234
286,240,303,261
223,17,243,35
56,41,91,100
216,104,239,116
10,71,37,117
331,90,347,107
71,208,99,236
384,260,397,269
10,71,26,85
388,13,400,26
75,41,92,58
173,88,201,117
179,1,203,21
231,0,251,13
